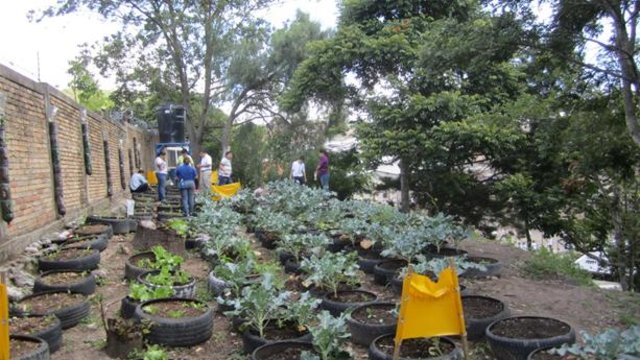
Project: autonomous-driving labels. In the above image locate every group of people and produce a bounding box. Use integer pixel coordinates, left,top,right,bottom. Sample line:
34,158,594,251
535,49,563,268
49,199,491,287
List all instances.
131,147,330,217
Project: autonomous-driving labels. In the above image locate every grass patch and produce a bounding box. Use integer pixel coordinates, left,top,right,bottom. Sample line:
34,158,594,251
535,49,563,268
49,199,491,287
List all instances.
521,248,593,286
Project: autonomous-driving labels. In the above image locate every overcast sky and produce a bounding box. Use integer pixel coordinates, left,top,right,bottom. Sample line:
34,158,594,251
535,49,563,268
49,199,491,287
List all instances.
0,0,339,90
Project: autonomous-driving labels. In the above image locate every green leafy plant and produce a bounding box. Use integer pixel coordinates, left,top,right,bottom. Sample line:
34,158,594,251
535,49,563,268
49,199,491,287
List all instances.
165,218,190,237
302,311,351,360
551,325,640,359
136,344,168,360
281,291,321,331
226,272,289,338
277,233,331,263
128,283,174,302
409,255,487,277
145,267,191,286
300,252,360,297
214,257,260,304
138,246,184,270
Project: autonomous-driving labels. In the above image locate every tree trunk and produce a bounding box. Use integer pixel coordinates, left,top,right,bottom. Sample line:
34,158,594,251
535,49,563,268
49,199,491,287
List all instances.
399,159,410,213
611,193,630,291
220,117,232,158
524,217,532,251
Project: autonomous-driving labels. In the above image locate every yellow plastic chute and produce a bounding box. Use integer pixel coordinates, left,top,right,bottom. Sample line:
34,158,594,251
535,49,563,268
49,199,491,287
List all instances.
393,264,468,359
0,273,9,360
211,182,241,201
146,170,158,186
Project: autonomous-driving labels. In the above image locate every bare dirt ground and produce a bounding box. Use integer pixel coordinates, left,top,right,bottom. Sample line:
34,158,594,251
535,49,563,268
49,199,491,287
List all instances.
49,232,640,360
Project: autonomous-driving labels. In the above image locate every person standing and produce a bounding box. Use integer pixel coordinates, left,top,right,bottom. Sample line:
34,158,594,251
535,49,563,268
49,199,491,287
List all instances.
177,148,194,166
197,150,212,194
315,149,330,191
290,156,307,185
218,151,233,185
176,157,197,216
154,150,168,202
130,169,150,193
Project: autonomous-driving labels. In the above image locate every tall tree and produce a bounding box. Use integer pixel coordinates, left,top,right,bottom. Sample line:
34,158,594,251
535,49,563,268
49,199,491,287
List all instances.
37,0,272,155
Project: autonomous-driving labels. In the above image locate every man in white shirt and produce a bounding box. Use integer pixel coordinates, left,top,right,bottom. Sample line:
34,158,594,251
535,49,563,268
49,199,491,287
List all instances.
218,151,233,185
290,156,306,185
197,150,213,194
154,150,168,202
130,169,149,193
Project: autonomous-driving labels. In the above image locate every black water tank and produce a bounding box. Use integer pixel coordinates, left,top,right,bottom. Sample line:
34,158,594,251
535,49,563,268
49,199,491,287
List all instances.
156,104,186,143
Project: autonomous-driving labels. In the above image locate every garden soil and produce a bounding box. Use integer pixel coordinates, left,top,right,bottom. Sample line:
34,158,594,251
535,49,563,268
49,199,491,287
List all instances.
49,233,640,360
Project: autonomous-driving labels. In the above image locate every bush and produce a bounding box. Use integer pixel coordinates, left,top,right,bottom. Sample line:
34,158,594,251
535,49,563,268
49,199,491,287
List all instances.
521,248,593,286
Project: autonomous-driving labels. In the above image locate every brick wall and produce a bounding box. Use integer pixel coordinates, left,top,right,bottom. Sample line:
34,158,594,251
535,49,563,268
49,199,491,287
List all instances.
0,64,158,262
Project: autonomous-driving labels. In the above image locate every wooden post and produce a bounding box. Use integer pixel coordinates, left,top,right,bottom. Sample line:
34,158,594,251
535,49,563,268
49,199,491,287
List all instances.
0,271,9,360
447,257,470,360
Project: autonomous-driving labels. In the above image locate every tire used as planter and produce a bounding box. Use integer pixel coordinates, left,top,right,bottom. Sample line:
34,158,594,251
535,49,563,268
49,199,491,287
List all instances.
74,223,113,239
486,316,576,360
60,234,108,252
38,248,100,272
242,323,312,354
10,314,63,353
369,333,463,360
320,289,378,316
460,256,503,279
33,270,96,295
138,270,196,299
135,298,213,347
85,215,133,234
124,252,156,281
9,334,50,360
11,290,90,330
462,295,510,341
374,260,408,286
347,302,397,346
252,341,319,360
120,296,139,319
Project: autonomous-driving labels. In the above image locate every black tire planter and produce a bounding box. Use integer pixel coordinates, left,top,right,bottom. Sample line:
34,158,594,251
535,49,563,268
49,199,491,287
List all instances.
320,289,378,316
242,327,312,354
33,270,96,295
374,260,408,286
283,259,302,274
138,270,196,299
358,256,384,274
426,247,468,258
252,341,319,360
346,302,397,346
74,223,113,239
207,271,228,297
526,348,568,360
461,256,503,279
134,298,214,347
120,296,139,319
11,290,90,330
369,334,463,360
277,251,295,265
10,315,62,353
85,216,131,234
9,334,50,360
124,251,156,281
462,295,510,341
61,234,108,252
486,316,576,360
38,248,100,272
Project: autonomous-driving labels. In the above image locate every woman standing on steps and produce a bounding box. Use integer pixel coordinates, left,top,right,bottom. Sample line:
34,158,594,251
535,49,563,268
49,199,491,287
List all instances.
154,150,168,203
176,157,197,217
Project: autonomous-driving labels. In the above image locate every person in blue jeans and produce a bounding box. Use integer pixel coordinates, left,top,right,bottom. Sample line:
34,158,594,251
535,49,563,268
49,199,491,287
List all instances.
154,150,168,202
176,157,197,216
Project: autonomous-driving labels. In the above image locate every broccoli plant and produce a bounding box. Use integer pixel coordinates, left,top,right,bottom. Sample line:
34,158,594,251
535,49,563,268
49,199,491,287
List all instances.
213,258,258,305
301,311,351,360
300,252,360,297
281,291,321,331
226,272,289,338
551,326,640,359
276,233,331,263
407,255,487,278
421,213,469,253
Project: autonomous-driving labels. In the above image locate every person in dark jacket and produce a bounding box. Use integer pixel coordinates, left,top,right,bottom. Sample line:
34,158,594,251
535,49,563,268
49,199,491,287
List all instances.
176,157,197,216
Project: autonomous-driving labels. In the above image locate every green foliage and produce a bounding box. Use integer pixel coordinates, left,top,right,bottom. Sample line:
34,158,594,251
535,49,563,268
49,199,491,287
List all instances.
165,218,190,237
300,252,360,297
551,326,640,359
138,246,184,270
128,283,174,302
276,233,331,263
145,267,191,287
305,311,351,360
67,53,114,112
521,248,592,286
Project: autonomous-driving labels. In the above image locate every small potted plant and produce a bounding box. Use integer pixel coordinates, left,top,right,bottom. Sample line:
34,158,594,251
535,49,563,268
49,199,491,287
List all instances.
124,245,183,281
346,302,397,346
276,233,330,273
300,252,376,315
369,334,463,360
138,267,196,299
121,283,174,319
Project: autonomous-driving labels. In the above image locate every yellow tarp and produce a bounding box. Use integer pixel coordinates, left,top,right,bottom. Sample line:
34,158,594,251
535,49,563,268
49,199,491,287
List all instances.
395,267,466,343
146,170,158,186
211,182,241,201
0,276,9,360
